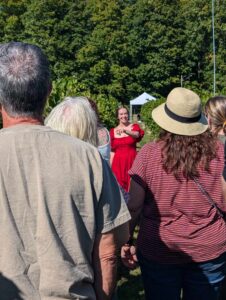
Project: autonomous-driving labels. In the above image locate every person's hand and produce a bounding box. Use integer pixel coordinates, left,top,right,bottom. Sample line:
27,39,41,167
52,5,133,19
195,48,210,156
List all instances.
121,244,138,269
116,128,123,135
122,128,129,134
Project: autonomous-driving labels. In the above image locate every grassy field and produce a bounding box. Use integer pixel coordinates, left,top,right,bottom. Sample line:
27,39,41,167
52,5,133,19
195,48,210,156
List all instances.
117,263,144,300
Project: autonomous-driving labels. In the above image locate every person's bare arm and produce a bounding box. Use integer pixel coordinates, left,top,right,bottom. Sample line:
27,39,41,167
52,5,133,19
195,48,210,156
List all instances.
121,179,145,269
122,128,140,139
110,151,115,166
128,179,145,237
93,223,129,300
222,176,226,201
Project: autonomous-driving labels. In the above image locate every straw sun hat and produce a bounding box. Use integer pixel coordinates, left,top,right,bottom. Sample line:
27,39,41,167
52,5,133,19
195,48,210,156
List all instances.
152,87,208,136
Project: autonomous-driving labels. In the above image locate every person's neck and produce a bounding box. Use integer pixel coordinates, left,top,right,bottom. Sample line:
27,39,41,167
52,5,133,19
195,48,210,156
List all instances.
217,129,224,136
119,122,130,128
1,108,43,128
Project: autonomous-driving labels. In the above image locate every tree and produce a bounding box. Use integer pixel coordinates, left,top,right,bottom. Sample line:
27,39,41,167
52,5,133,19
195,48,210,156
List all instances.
0,0,226,105
214,0,226,93
0,0,27,41
22,0,90,78
179,0,212,92
76,0,130,101
122,0,182,96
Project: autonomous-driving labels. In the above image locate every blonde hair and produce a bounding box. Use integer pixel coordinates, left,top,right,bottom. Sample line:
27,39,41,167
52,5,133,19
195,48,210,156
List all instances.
45,96,98,146
205,96,226,136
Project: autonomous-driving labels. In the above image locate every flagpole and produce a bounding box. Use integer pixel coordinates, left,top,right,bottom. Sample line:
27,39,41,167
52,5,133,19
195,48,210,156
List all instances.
212,0,216,95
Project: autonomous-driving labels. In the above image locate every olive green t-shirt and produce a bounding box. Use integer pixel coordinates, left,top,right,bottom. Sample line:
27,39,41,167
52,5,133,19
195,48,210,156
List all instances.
0,125,130,300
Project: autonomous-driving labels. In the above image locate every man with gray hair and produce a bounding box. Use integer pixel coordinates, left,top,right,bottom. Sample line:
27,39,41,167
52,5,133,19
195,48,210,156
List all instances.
0,42,130,300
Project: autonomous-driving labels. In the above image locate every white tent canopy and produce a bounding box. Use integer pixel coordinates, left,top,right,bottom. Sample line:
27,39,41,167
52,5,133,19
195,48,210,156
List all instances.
129,92,156,120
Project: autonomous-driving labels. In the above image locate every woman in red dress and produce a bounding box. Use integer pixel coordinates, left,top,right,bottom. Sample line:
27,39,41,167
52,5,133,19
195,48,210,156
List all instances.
110,106,144,192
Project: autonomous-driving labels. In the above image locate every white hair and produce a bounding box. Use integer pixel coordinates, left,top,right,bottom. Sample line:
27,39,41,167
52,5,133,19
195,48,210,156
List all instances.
45,96,98,146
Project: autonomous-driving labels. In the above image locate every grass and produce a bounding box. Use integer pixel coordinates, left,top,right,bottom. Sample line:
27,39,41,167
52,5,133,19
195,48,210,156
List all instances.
117,263,144,300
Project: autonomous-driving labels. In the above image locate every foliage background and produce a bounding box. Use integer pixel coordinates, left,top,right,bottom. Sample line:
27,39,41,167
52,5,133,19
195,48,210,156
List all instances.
0,0,225,128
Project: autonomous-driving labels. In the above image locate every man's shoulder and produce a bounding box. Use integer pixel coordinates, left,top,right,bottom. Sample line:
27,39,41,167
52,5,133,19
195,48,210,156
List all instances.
43,127,101,162
0,124,101,161
44,126,96,149
1,124,90,145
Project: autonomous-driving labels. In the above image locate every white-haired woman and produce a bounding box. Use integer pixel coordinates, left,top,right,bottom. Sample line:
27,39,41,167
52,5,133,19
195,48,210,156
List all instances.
45,96,98,146
46,96,129,202
45,96,114,166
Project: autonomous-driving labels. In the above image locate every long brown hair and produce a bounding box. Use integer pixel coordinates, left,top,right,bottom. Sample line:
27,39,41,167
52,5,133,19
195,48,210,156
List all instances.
158,130,218,180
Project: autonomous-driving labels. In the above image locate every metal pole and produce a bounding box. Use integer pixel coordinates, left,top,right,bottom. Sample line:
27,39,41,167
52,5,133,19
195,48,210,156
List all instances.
181,75,183,87
212,0,216,95
130,103,132,121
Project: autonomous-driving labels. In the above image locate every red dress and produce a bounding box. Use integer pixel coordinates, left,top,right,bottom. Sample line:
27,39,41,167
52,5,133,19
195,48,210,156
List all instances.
110,124,144,192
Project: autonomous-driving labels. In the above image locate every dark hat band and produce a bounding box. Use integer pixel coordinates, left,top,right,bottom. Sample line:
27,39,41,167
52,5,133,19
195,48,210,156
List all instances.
164,104,201,123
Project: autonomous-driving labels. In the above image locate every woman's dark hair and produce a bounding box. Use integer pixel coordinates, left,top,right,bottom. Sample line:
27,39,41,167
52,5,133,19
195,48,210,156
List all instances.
87,98,101,124
158,130,218,180
116,106,129,119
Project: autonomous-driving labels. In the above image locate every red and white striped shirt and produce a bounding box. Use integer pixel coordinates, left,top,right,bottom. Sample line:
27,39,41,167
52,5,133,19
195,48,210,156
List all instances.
129,141,226,264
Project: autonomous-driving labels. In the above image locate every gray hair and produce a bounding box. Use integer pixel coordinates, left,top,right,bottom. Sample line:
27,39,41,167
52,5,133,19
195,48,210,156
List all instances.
0,42,51,118
45,96,98,146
